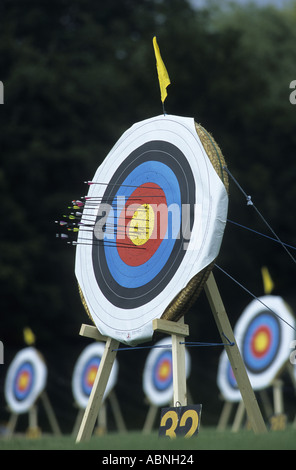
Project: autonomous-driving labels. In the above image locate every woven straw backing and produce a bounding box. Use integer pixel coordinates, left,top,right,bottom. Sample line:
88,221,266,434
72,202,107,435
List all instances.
78,283,94,323
161,122,228,322
78,122,228,326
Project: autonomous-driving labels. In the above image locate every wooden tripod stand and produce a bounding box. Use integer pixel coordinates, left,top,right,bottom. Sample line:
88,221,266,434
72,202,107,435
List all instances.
76,272,267,442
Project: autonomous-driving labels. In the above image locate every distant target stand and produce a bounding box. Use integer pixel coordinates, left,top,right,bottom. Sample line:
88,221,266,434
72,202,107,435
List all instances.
142,338,192,434
67,113,268,441
71,342,126,435
217,295,296,431
4,347,61,437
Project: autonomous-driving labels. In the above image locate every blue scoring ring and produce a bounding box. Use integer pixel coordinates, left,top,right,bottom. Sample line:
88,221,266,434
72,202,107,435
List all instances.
81,357,101,396
13,361,34,401
152,350,173,391
104,160,181,288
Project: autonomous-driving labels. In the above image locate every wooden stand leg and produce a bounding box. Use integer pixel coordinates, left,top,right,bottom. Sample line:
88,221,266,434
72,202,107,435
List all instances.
273,379,284,414
152,317,189,406
286,363,296,429
108,390,127,433
96,402,107,435
76,335,119,442
153,317,189,407
204,272,267,434
287,362,296,392
232,401,245,432
172,318,187,406
142,404,158,434
259,389,273,418
217,401,233,431
40,391,62,435
26,404,41,438
72,409,83,437
5,413,18,439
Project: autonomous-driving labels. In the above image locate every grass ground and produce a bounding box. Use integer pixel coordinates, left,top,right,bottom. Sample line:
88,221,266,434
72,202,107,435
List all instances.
0,426,295,450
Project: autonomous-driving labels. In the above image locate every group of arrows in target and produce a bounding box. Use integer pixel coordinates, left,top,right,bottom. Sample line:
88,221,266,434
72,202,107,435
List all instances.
56,187,200,251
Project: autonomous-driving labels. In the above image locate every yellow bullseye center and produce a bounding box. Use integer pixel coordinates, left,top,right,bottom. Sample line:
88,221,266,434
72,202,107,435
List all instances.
18,372,29,390
159,361,170,379
254,331,269,353
129,204,154,246
87,366,97,385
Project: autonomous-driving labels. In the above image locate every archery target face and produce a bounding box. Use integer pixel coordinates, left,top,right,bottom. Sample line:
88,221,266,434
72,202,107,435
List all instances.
75,115,228,345
217,350,241,402
143,338,191,406
4,347,47,414
72,342,118,409
234,296,295,390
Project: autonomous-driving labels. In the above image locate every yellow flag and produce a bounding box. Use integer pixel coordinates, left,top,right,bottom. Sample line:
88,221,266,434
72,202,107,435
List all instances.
23,327,36,346
153,36,170,103
261,266,274,294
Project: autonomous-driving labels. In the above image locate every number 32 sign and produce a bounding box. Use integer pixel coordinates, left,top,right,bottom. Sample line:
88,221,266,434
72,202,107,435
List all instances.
159,405,202,439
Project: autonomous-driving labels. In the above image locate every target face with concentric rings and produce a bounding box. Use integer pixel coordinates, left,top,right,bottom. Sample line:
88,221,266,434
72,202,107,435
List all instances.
72,342,118,409
75,115,228,345
242,312,280,374
4,347,47,414
234,295,295,390
93,142,194,307
143,338,191,406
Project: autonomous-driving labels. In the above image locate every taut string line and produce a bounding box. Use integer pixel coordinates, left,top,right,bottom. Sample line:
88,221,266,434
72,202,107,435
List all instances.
223,166,296,265
227,219,296,251
111,334,234,352
215,264,296,333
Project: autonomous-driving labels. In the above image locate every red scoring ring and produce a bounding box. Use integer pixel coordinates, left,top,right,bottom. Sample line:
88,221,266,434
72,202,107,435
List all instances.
251,326,272,358
17,371,31,391
86,365,98,387
117,183,167,266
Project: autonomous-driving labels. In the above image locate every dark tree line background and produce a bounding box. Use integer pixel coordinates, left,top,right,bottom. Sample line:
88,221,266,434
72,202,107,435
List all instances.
0,0,296,433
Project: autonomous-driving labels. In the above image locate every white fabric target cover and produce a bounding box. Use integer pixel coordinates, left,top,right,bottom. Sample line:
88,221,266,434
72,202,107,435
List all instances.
75,114,228,345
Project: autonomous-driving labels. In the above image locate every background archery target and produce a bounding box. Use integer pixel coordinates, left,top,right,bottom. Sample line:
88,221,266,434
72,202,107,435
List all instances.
217,350,241,402
4,347,47,414
234,296,295,390
75,114,228,345
142,338,191,407
72,342,118,409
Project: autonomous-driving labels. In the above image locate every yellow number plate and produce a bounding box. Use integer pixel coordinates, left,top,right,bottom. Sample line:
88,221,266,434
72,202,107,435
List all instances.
159,405,202,439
